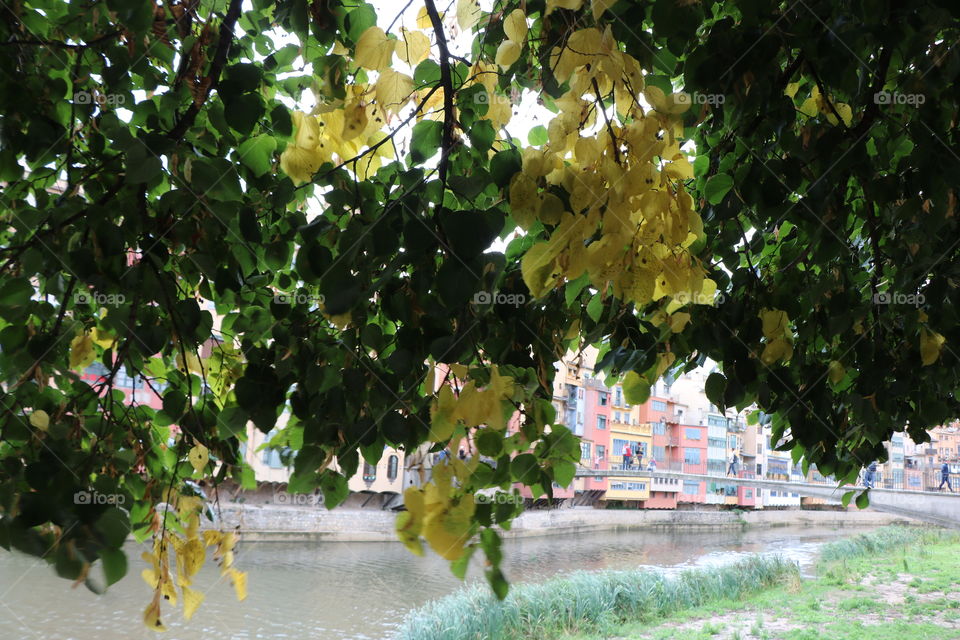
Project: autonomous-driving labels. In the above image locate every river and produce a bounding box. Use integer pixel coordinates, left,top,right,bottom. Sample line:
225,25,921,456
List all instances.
0,524,864,640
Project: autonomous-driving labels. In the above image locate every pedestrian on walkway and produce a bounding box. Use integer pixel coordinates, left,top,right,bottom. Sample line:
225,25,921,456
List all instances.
635,444,644,470
939,462,953,492
864,461,877,488
622,442,632,470
727,454,739,477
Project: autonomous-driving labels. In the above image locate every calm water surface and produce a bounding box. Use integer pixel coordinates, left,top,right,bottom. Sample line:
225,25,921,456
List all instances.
0,522,864,640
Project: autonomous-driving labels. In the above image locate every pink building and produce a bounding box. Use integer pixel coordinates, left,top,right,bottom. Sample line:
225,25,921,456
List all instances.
677,423,707,503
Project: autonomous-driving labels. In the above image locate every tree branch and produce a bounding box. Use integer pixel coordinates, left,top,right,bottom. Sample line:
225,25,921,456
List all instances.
591,77,621,165
167,0,243,141
422,0,455,202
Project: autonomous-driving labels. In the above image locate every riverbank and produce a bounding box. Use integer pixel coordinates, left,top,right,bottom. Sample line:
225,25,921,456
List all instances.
395,526,955,640
561,527,960,640
216,503,911,542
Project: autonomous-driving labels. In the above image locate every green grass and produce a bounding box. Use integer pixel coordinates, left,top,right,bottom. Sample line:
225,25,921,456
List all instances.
399,526,960,640
396,554,799,640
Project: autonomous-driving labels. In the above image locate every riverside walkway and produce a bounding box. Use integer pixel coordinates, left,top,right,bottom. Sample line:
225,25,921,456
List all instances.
574,467,960,528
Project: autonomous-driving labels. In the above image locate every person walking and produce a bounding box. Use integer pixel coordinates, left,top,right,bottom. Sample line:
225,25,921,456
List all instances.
634,444,644,470
864,461,877,488
622,442,632,470
727,454,739,477
939,462,953,492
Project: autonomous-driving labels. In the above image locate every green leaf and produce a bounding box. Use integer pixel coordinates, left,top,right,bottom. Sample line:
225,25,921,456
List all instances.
855,490,870,509
238,135,277,177
410,120,443,164
468,119,496,153
622,371,650,405
528,125,548,146
586,293,603,322
100,548,127,586
511,453,540,485
704,372,727,411
704,173,734,205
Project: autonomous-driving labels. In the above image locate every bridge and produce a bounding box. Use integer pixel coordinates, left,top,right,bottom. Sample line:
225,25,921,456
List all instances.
574,468,960,528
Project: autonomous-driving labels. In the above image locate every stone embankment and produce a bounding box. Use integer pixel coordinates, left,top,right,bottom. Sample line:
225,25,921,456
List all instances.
212,504,910,542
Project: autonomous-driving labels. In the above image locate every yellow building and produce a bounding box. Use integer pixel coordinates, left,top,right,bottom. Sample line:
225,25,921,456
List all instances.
604,392,652,502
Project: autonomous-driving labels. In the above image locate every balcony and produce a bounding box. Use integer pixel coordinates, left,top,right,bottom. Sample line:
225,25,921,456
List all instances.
612,422,652,436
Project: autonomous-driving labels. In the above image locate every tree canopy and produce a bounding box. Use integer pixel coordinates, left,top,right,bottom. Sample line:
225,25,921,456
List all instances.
1,0,959,629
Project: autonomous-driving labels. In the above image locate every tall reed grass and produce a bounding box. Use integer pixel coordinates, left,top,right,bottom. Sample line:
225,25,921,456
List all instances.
816,525,944,565
396,554,799,640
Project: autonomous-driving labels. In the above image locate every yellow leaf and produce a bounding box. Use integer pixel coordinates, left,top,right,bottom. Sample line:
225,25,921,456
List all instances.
91,327,116,349
69,333,95,371
521,242,560,298
354,27,394,71
188,444,209,474
828,360,845,384
416,7,432,30
279,145,323,184
228,568,248,601
429,385,458,442
669,312,691,333
798,96,819,118
178,538,205,585
29,409,49,432
503,9,528,42
920,328,946,366
397,28,430,65
181,585,205,620
456,0,482,31
784,82,801,98
835,102,853,127
761,337,793,365
546,0,585,16
759,309,790,338
341,102,369,141
591,0,617,19
495,40,522,69
291,110,321,148
422,495,475,561
142,599,167,632
375,69,414,115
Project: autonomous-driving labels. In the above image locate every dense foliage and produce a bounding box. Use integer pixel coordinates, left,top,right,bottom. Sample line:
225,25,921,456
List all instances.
1,0,958,628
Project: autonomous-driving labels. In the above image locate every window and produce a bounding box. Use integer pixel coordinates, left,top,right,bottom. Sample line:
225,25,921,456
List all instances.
756,463,762,475
613,438,633,455
757,443,763,454
596,445,605,460
652,445,665,461
362,462,377,482
728,436,737,449
682,481,700,495
652,400,667,412
707,415,728,428
653,421,666,435
580,442,592,460
598,391,609,406
577,388,584,399
387,455,399,481
708,437,725,448
684,448,701,465
597,415,607,430
614,387,623,406
614,411,621,422
261,430,284,468
610,482,647,491
745,490,753,498
685,428,702,440
116,368,143,389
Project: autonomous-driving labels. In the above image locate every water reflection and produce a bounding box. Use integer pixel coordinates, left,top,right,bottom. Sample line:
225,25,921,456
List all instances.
0,524,858,640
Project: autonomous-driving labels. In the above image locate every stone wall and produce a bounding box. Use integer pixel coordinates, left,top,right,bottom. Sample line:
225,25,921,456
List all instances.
212,503,913,542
